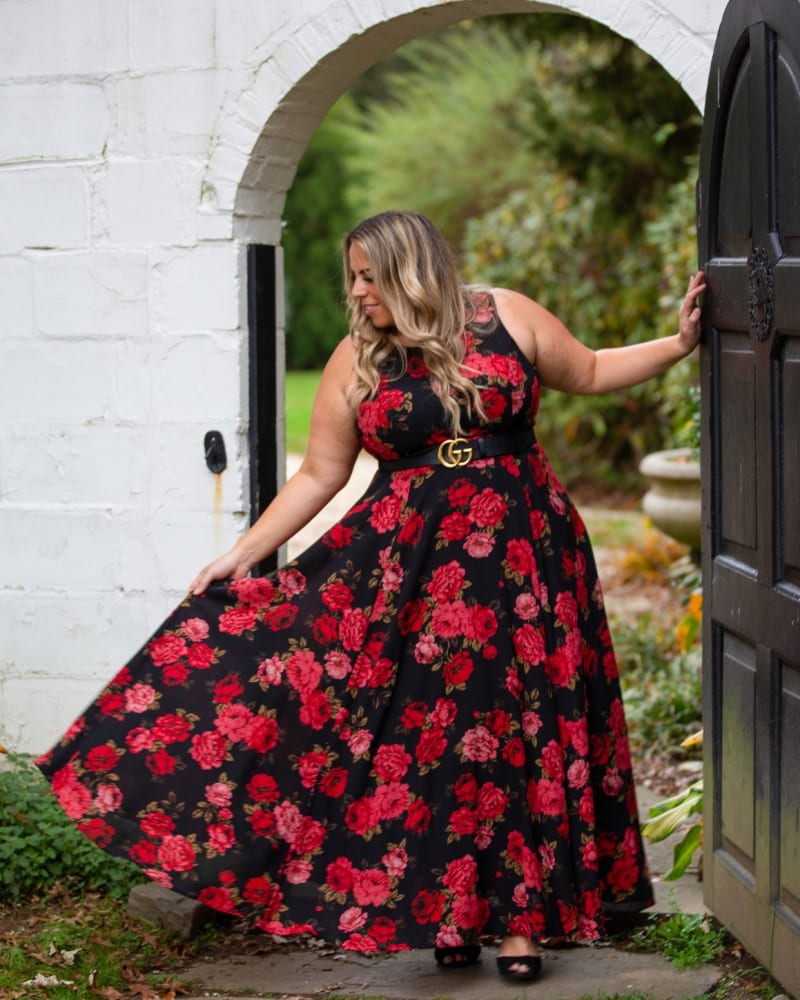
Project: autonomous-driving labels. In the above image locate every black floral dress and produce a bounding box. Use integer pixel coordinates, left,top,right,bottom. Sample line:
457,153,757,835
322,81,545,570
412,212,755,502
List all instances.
37,307,653,953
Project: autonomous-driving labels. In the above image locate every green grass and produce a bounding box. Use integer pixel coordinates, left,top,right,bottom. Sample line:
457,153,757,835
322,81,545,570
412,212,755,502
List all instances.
285,369,321,453
580,995,651,1000
581,507,648,548
628,911,726,969
0,888,191,1000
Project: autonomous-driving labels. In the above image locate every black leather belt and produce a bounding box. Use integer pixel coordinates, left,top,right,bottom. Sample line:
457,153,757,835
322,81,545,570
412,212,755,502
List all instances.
378,428,535,472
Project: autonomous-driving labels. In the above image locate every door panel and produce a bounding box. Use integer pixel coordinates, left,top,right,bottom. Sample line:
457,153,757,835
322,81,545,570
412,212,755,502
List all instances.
698,1,800,993
778,44,800,251
781,669,800,907
720,633,756,866
718,340,757,554
718,62,751,254
782,342,800,583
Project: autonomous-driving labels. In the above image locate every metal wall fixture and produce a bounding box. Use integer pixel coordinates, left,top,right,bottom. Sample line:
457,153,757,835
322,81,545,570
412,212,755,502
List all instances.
204,430,227,473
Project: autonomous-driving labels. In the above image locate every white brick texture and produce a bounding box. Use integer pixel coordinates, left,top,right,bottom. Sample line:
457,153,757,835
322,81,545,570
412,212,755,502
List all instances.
129,0,217,72
0,0,129,77
0,168,89,253
152,245,240,332
0,82,110,162
0,256,33,334
96,160,203,246
0,424,147,507
34,251,149,339
0,0,726,753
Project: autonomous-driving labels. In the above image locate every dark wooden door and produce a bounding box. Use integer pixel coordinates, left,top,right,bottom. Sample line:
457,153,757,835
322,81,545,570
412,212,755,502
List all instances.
698,1,800,992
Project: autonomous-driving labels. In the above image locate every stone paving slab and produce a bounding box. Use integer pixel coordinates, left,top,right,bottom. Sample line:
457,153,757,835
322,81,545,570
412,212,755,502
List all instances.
179,942,721,1000
171,786,714,1000
153,781,713,1000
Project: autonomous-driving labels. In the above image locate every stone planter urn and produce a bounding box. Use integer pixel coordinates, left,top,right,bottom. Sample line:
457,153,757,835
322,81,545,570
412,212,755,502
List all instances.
639,447,701,555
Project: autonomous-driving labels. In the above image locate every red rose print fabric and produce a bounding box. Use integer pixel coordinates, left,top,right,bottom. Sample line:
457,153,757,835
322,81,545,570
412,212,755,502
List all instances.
37,309,653,951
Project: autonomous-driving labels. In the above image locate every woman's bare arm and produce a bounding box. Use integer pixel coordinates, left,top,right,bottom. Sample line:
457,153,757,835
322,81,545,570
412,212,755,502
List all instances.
493,272,705,395
189,337,361,594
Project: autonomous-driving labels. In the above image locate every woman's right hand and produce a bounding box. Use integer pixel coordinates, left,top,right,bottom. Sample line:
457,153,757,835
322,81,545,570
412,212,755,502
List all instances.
189,547,254,596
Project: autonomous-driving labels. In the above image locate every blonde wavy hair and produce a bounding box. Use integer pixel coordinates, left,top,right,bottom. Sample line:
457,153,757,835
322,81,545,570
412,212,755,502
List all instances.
344,211,490,436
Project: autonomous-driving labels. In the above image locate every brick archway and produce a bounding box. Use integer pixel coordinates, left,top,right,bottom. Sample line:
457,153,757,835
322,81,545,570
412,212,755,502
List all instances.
201,0,719,241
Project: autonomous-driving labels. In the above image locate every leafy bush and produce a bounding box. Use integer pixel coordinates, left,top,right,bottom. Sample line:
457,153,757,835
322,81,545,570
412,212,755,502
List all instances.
461,164,701,491
643,765,703,881
338,24,542,243
0,753,144,902
649,168,703,453
629,909,726,969
621,646,702,755
612,595,703,756
282,96,360,369
615,582,706,881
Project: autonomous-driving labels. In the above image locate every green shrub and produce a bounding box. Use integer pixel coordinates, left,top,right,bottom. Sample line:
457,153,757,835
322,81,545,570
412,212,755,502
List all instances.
629,909,726,969
643,770,703,881
282,95,360,370
0,753,144,902
612,613,703,756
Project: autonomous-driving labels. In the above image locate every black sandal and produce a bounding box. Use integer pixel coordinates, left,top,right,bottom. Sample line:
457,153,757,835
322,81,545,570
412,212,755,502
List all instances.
434,944,481,968
496,953,542,981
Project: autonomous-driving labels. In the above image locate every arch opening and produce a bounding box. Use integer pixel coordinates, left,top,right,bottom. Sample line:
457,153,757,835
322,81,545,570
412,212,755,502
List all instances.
213,0,711,245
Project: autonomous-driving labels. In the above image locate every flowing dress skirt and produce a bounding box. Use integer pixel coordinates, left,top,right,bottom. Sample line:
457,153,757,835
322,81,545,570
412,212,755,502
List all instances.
38,319,653,951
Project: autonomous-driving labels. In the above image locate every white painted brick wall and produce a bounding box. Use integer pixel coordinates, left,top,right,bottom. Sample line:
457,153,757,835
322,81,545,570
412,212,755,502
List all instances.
0,82,109,161
149,335,242,421
0,168,89,252
1,341,127,424
152,245,240,332
1,425,147,506
1,0,129,76
143,72,231,155
0,256,33,333
34,252,149,339
129,0,217,72
0,0,726,754
97,160,204,246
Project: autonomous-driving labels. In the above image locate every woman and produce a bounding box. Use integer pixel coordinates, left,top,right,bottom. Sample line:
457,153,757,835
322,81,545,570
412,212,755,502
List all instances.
39,211,705,983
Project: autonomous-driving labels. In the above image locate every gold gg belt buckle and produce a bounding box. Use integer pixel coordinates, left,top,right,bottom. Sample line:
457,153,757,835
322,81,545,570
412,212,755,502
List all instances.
437,437,473,468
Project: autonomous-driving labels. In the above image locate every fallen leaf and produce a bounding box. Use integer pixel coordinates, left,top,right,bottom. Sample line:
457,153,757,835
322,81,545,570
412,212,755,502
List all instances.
22,973,76,986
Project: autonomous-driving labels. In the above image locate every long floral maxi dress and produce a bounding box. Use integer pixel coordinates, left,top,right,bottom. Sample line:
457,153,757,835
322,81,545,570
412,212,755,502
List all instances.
37,311,653,952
